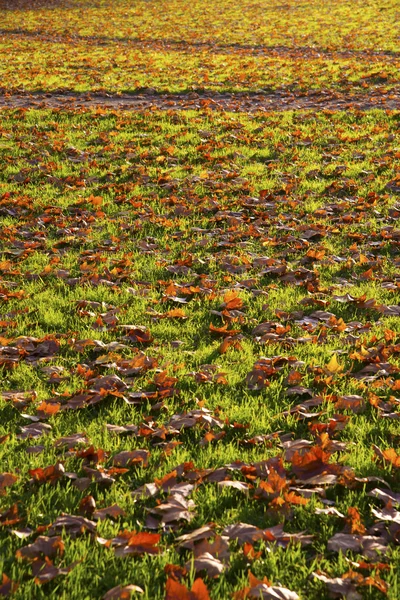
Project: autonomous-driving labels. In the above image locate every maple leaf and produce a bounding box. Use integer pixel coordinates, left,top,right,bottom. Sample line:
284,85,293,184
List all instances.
165,577,210,600
17,422,52,440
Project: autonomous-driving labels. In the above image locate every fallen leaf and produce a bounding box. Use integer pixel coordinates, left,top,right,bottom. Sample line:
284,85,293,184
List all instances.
102,584,144,599
165,577,210,600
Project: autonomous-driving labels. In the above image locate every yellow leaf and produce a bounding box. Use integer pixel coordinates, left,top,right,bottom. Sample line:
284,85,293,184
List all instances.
325,354,344,373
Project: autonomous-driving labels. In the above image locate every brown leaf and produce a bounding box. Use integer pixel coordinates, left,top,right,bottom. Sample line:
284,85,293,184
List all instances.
192,535,230,561
176,526,216,549
334,395,365,413
247,584,300,599
93,504,126,521
75,446,107,465
17,422,52,440
367,488,400,506
246,358,282,390
313,571,362,599
102,584,144,599
35,401,60,418
148,493,195,526
164,308,187,319
47,514,96,538
32,557,77,584
0,573,18,597
371,505,400,524
222,523,261,544
0,473,18,495
164,564,187,582
327,533,388,559
235,571,300,600
186,552,225,577
16,536,64,560
112,450,149,468
79,495,96,517
313,569,389,598
2,390,36,409
0,504,21,527
119,325,153,345
243,542,262,561
218,480,250,493
290,445,347,482
54,433,89,449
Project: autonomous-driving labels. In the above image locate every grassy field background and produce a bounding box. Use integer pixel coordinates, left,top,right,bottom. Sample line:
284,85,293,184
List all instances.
0,1,400,599
1,0,399,94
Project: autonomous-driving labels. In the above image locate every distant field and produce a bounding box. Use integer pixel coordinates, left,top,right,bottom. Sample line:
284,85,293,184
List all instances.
0,2,400,600
0,0,399,94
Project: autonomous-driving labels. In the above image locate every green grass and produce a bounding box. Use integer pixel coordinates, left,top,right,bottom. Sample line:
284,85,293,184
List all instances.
0,0,399,94
1,0,400,598
0,107,400,598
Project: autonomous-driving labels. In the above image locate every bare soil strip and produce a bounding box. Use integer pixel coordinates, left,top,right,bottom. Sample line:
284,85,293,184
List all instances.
0,88,399,112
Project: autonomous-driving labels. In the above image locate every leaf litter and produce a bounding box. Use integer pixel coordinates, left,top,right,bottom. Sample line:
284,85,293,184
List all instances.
0,1,400,598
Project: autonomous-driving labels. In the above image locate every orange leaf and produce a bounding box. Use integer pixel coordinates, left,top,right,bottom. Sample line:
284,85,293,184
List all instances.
165,577,210,600
36,401,61,417
87,195,103,207
381,448,400,468
165,308,187,319
222,290,243,310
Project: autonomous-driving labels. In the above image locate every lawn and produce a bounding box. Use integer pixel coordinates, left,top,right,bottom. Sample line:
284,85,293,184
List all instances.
0,1,400,599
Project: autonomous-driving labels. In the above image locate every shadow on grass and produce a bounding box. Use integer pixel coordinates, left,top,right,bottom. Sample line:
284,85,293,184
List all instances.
0,0,75,9
1,28,399,59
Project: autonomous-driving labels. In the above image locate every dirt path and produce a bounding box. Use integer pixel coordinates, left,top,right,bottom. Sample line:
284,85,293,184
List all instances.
0,88,399,112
